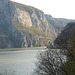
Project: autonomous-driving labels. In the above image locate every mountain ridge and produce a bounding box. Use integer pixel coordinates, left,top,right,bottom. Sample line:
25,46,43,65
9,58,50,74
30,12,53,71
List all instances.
0,0,74,48
54,22,75,48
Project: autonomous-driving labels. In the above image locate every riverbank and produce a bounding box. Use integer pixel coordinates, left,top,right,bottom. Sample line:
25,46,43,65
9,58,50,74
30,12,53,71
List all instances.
0,47,46,51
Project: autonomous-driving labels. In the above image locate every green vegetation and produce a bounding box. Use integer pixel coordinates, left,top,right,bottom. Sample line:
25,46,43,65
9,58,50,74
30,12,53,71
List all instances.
64,29,75,75
11,0,57,47
13,20,50,37
54,22,75,75
0,0,59,48
35,22,75,75
12,20,53,47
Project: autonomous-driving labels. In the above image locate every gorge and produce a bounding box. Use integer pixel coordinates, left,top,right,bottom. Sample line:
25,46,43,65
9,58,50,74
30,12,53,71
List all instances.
0,0,74,48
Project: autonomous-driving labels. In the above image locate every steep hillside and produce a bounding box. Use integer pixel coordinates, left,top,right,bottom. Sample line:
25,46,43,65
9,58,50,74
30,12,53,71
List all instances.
0,0,57,48
0,0,74,48
45,15,75,34
54,22,75,48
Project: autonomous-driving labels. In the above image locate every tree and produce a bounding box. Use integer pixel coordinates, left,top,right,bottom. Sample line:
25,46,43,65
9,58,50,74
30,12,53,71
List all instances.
34,49,67,75
54,22,75,75
34,22,75,75
64,29,75,75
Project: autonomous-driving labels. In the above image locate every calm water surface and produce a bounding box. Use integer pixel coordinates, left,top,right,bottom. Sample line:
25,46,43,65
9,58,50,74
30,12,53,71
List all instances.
0,47,46,75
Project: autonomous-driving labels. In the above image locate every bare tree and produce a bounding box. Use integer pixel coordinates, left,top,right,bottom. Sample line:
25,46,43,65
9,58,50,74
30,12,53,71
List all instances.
34,49,67,75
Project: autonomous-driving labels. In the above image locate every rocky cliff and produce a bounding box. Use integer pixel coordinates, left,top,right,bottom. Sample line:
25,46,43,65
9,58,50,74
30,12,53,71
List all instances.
45,15,75,34
0,0,74,48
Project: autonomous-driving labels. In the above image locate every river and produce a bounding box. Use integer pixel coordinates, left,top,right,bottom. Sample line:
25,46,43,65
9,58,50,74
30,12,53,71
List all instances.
0,47,46,75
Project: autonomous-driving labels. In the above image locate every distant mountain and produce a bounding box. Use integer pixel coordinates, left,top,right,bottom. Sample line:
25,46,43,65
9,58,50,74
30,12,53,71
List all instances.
0,0,74,48
45,15,75,34
54,22,75,48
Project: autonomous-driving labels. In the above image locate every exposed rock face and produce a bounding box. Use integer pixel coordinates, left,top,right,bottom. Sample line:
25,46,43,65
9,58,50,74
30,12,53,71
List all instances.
14,8,32,27
0,0,74,48
45,15,75,34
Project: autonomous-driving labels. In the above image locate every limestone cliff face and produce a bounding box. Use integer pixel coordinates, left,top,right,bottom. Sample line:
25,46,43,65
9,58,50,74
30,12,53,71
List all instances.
0,0,74,48
14,8,32,27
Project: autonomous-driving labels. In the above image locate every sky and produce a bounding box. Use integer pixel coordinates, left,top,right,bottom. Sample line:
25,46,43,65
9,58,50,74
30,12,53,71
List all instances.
11,0,75,19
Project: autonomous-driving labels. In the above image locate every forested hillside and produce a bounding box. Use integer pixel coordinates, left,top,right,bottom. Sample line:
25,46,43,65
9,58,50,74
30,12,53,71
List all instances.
54,22,75,48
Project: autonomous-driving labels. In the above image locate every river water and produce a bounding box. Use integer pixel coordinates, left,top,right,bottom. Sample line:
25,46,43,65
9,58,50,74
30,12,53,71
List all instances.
0,47,46,75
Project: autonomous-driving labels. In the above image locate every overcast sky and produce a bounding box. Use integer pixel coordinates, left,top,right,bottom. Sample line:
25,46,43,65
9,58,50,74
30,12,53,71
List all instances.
11,0,75,19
